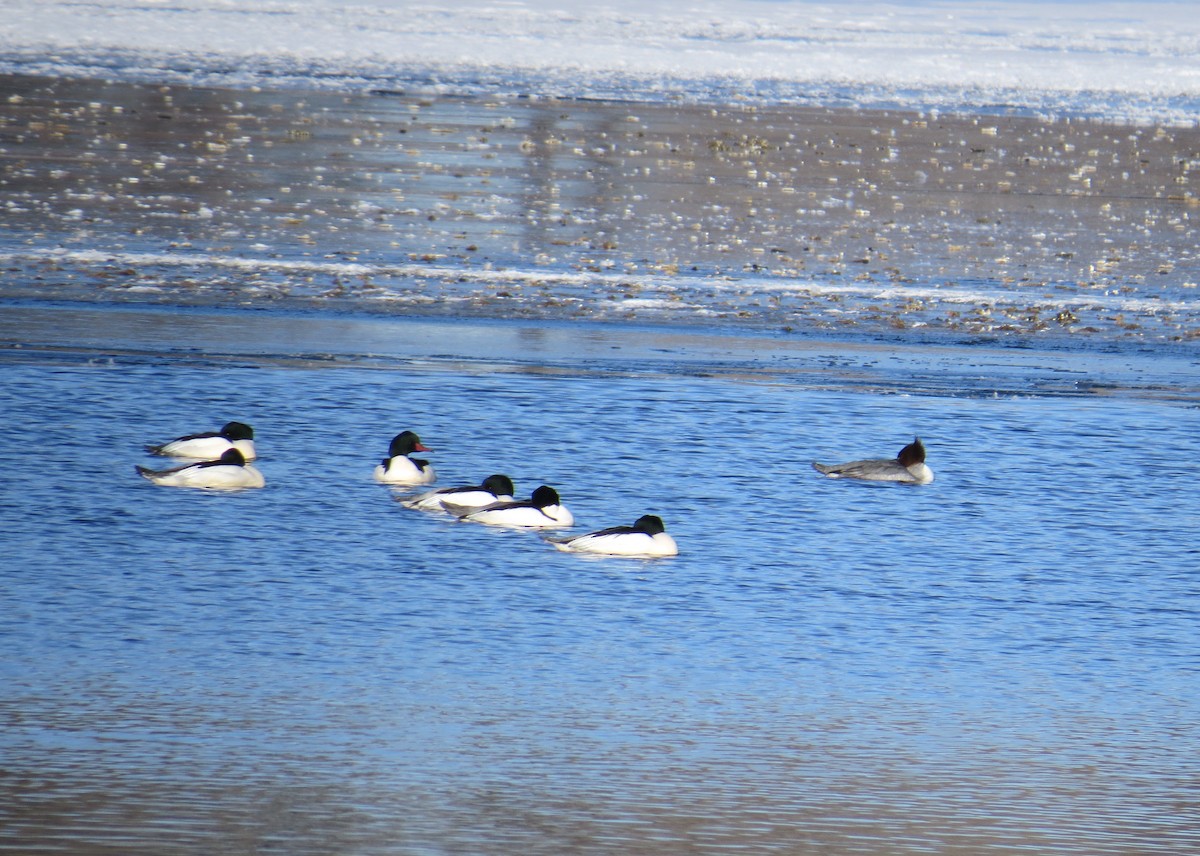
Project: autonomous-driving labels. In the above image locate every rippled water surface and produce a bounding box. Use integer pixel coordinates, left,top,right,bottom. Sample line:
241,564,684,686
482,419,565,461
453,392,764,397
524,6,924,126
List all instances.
3,60,1200,856
2,305,1198,854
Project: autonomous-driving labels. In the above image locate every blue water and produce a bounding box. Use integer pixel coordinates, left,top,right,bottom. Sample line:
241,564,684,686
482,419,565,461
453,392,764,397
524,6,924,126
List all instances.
2,306,1198,853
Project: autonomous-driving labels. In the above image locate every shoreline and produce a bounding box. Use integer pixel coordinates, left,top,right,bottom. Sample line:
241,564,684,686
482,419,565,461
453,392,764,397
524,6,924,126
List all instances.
2,72,1199,349
4,300,1198,403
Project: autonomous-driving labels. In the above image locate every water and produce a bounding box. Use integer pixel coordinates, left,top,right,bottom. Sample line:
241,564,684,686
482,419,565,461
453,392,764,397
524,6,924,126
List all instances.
2,63,1200,856
2,304,1199,853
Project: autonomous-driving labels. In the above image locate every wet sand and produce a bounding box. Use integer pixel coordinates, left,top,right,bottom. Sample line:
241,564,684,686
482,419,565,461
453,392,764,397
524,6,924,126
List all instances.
1,72,1199,344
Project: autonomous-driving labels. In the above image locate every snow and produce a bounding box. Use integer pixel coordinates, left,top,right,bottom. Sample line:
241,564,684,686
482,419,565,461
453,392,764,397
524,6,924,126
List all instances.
2,1,1198,124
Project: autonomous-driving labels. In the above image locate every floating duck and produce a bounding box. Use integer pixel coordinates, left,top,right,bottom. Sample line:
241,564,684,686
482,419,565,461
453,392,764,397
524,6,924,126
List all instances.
548,514,678,557
457,485,574,528
373,431,436,485
812,436,933,484
146,421,257,461
136,448,265,489
403,474,515,512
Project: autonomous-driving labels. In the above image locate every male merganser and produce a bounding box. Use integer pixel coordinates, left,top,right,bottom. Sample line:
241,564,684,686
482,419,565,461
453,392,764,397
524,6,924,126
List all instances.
136,448,265,489
403,474,515,512
812,437,934,484
548,514,678,557
146,421,257,461
373,431,436,485
457,485,574,528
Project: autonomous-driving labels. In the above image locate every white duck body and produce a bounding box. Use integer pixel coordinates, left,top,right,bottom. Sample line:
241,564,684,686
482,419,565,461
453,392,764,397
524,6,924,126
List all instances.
812,437,934,485
458,485,574,529
374,456,436,486
148,421,257,461
373,431,436,485
550,514,678,558
136,449,265,489
404,474,515,512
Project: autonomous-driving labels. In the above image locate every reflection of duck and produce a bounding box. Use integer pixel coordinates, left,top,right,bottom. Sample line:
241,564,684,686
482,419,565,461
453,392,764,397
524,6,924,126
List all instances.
404,474,515,513
146,421,257,461
373,431,435,485
812,437,934,484
136,448,265,489
549,514,678,558
457,485,574,528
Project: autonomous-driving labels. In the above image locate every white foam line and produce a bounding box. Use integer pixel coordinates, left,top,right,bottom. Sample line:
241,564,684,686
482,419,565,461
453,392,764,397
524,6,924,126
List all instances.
2,247,620,285
4,247,1191,316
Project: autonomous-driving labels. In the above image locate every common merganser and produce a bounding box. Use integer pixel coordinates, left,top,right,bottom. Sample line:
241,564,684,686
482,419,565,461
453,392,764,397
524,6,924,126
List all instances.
457,485,574,528
136,448,265,489
373,431,435,485
812,437,934,484
146,421,257,461
548,514,678,557
403,474,515,512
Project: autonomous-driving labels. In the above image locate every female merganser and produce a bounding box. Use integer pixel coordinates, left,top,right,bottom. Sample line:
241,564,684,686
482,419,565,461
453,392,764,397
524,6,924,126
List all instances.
548,514,678,558
136,448,265,489
403,474,515,513
146,421,257,461
457,485,574,528
812,437,934,484
373,431,436,485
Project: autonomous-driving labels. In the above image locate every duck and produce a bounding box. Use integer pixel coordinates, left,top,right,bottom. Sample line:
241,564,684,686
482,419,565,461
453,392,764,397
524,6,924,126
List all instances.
136,448,265,489
548,514,678,558
457,485,574,528
403,474,515,513
812,436,934,484
373,431,436,485
146,420,257,461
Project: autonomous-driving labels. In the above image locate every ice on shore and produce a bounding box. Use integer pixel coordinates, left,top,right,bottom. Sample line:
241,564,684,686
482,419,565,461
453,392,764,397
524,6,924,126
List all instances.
1,1,1199,125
